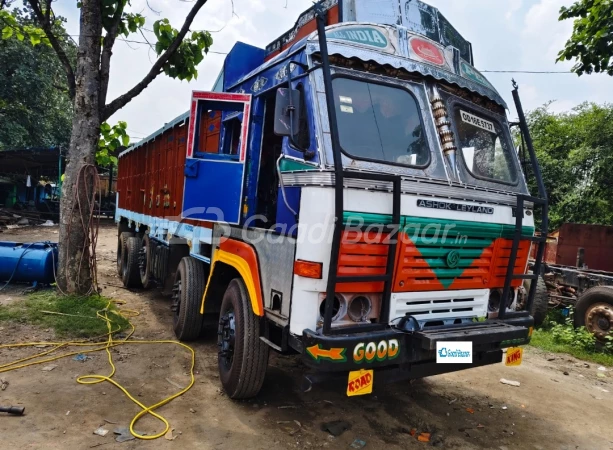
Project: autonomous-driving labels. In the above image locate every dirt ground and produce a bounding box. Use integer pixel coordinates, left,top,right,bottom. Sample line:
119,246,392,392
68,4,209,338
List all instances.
0,223,611,450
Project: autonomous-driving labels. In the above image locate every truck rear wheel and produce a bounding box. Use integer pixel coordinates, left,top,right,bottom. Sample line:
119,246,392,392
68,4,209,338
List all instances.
122,236,142,288
117,231,134,276
139,234,155,289
218,278,269,399
172,257,205,341
574,286,613,342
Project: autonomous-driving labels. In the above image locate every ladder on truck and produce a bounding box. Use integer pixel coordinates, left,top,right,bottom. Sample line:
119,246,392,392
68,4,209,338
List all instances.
321,172,402,335
498,82,549,320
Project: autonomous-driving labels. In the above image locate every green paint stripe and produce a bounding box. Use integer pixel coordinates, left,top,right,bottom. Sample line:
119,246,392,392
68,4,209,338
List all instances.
424,258,485,268
344,212,394,226
342,212,535,238
411,238,492,249
279,159,318,172
418,247,489,258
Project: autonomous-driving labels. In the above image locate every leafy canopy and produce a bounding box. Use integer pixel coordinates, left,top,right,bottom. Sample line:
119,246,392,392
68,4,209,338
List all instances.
97,0,213,82
557,0,613,75
0,8,49,46
0,7,74,150
153,19,212,81
525,102,613,228
97,121,129,166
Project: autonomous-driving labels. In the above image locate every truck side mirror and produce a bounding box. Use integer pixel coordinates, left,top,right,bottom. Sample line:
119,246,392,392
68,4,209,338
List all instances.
274,88,301,138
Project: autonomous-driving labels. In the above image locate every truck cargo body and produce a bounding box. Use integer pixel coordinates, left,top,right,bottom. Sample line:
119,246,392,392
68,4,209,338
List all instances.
116,0,547,398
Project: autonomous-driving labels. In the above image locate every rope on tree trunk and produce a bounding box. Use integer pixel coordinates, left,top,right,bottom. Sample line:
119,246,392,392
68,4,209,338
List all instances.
64,163,101,295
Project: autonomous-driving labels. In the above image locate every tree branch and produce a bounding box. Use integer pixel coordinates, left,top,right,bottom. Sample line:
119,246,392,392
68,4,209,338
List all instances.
103,0,208,120
99,2,127,114
27,0,76,100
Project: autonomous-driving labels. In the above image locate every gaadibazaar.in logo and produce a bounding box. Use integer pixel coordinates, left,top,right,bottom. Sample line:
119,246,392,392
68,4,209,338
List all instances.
436,341,473,363
438,347,471,358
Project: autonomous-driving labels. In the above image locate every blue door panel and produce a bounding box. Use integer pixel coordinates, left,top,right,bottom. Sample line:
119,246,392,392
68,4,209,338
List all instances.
183,160,244,224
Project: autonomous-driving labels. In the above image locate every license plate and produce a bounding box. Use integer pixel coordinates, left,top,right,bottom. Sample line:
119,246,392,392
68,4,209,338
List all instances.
347,369,373,397
505,347,523,366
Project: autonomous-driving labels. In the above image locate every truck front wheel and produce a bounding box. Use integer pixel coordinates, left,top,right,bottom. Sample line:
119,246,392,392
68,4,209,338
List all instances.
218,278,269,399
574,286,613,342
172,257,205,341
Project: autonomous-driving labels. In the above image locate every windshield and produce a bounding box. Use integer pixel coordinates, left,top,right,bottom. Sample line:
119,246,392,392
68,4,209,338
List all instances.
454,108,516,183
332,78,429,167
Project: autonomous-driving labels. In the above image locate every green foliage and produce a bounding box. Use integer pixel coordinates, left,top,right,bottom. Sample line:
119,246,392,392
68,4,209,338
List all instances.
154,19,212,81
0,9,49,47
558,0,613,76
98,1,213,82
531,328,613,366
604,334,613,353
98,121,129,166
0,291,130,338
525,102,613,228
0,7,74,150
530,308,613,366
98,0,146,37
550,314,598,351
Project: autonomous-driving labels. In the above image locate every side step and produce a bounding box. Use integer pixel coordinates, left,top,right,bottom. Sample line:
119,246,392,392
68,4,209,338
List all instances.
414,321,528,351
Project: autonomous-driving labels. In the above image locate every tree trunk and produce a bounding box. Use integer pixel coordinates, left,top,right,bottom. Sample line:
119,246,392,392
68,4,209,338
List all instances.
57,0,102,294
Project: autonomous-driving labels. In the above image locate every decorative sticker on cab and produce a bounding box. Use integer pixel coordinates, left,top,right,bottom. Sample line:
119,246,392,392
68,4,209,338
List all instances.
353,339,400,364
306,344,347,362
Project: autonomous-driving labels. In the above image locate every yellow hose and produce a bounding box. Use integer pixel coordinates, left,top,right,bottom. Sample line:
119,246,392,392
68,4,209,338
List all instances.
0,299,196,440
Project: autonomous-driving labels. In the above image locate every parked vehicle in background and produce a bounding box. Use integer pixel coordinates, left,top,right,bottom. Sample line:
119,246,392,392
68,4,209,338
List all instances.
115,0,549,398
518,224,613,340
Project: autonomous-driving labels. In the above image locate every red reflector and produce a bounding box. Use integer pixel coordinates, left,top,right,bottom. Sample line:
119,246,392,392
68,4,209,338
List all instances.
294,260,322,279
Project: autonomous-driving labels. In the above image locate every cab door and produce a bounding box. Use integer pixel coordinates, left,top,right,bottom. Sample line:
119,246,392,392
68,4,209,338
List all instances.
182,91,252,225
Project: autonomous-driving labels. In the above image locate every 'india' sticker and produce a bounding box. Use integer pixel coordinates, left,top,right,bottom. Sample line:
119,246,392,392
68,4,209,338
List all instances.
339,96,353,104
340,105,354,113
460,110,495,133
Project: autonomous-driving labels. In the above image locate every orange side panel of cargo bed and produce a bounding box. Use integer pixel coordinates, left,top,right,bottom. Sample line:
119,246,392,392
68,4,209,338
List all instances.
118,115,191,220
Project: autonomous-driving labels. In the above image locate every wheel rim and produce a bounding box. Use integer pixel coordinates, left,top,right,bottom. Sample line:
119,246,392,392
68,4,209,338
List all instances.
585,302,613,340
171,277,182,326
218,308,236,369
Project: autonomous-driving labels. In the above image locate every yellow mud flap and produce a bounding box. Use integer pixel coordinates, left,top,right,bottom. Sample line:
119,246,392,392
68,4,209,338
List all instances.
347,369,374,396
505,347,523,366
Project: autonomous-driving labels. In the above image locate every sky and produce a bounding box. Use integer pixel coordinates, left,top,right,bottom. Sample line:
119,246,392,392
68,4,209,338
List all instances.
52,0,613,142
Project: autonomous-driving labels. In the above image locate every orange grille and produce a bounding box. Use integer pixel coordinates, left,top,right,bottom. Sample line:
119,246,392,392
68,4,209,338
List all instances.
336,231,389,293
488,239,531,288
336,231,531,293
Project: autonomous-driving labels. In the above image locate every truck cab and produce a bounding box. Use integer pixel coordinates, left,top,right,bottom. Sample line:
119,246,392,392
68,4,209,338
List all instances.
116,0,548,398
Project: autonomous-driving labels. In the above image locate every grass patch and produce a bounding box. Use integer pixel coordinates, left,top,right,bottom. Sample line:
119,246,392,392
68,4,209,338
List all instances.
0,291,130,338
530,329,613,367
529,309,613,367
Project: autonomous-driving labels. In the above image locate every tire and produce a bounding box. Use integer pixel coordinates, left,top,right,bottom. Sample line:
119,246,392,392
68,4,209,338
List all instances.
117,231,134,276
218,278,269,399
172,257,206,341
574,286,613,342
121,236,142,288
139,234,155,289
529,277,549,327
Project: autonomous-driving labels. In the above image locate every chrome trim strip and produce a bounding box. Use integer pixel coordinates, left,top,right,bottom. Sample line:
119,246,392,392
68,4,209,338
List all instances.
281,171,531,207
